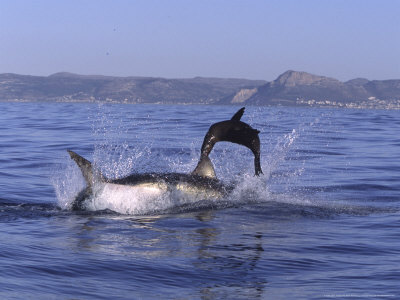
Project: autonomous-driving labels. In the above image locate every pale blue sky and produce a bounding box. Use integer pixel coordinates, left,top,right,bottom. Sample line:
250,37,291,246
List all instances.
1,0,399,81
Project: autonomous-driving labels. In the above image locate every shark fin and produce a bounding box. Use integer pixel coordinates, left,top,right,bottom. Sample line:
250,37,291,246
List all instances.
191,155,217,179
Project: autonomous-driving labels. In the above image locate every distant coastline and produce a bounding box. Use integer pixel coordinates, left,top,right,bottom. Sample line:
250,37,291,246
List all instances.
1,71,399,109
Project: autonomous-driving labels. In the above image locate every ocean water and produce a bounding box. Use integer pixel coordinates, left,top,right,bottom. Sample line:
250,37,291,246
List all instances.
0,102,399,299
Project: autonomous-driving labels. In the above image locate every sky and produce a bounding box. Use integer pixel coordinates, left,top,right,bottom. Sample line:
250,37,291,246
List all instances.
1,0,399,81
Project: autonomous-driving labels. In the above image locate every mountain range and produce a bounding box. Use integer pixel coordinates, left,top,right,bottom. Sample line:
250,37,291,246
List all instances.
1,71,399,106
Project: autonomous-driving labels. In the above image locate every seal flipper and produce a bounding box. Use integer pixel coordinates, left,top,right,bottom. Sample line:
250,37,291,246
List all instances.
231,107,245,121
67,150,94,188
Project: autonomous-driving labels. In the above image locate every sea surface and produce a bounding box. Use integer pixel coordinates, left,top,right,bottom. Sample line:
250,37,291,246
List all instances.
0,102,399,299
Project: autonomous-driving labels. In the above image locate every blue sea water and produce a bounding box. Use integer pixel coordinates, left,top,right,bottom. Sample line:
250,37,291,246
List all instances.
0,102,399,299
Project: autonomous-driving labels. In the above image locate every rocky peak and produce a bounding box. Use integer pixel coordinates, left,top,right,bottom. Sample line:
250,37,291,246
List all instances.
48,72,80,78
345,78,370,86
273,70,339,87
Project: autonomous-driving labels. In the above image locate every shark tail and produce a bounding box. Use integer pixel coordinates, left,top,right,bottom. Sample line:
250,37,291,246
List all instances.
67,150,94,188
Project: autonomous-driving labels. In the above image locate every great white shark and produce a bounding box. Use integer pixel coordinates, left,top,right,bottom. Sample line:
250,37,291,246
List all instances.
68,107,262,211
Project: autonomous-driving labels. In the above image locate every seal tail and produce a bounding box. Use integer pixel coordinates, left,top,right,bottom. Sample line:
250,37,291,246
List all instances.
67,150,94,188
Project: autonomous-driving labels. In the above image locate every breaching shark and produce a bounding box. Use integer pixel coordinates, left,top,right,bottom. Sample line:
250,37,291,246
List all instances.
67,107,262,211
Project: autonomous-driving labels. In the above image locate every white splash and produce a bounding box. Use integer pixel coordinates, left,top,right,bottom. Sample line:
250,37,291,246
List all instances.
51,155,86,210
84,183,171,214
264,128,299,180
